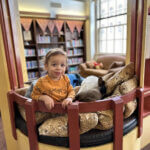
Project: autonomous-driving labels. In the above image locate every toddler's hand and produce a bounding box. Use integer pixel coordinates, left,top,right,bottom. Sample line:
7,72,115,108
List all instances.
62,97,73,109
39,95,54,110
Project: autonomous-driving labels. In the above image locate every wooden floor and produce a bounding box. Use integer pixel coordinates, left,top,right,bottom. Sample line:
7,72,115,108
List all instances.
0,115,150,150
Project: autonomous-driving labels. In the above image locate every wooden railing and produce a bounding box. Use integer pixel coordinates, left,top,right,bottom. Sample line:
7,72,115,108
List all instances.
7,88,144,150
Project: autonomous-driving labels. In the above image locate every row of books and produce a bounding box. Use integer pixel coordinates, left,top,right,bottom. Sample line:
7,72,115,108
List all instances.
68,66,78,74
38,48,51,56
36,35,62,43
24,49,36,56
28,72,38,80
39,59,44,68
36,35,51,43
68,57,83,65
66,29,82,40
66,39,83,48
67,49,83,56
26,61,38,69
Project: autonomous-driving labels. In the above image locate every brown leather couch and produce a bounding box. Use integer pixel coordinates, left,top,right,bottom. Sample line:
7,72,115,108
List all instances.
79,55,125,77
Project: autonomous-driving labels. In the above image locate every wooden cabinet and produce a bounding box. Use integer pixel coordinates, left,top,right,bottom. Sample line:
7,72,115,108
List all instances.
20,18,86,81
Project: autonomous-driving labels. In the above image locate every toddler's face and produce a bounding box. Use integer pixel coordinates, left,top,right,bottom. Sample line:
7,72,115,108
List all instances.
45,54,67,80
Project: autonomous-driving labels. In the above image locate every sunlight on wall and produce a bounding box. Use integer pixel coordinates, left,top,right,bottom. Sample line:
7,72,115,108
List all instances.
18,0,86,16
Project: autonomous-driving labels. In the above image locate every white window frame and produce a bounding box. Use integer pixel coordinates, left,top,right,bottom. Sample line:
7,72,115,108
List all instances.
95,0,127,55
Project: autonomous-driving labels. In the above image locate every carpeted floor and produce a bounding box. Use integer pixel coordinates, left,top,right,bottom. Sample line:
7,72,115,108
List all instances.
0,116,7,150
142,144,150,150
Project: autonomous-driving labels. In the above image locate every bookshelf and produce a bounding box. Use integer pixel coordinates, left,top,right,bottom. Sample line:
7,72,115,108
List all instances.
20,18,86,81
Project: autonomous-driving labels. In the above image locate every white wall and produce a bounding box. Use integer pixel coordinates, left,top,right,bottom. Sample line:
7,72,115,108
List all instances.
18,0,86,16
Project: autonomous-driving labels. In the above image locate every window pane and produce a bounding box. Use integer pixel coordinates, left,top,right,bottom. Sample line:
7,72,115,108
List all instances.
107,27,114,40
108,17,115,26
116,15,127,25
101,1,108,17
97,0,127,55
97,21,100,28
100,28,106,40
124,0,127,12
115,40,122,53
123,15,127,24
115,26,123,39
108,0,115,16
100,40,107,53
115,16,124,25
116,0,124,14
107,40,114,53
100,19,108,27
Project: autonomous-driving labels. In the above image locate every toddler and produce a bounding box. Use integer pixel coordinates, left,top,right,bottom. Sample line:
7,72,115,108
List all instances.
31,48,75,110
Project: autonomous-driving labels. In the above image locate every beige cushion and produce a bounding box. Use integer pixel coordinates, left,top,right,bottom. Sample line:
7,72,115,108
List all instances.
38,113,98,137
18,105,52,124
95,75,137,130
97,55,125,70
105,62,134,95
109,61,125,69
86,60,95,69
95,110,113,130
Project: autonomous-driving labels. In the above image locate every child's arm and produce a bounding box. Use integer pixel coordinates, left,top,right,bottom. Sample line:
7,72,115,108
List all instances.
31,79,54,110
31,79,43,100
62,97,73,109
62,76,75,109
38,95,54,110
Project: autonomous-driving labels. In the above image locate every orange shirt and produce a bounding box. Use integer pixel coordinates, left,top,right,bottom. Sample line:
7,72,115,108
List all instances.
31,75,75,102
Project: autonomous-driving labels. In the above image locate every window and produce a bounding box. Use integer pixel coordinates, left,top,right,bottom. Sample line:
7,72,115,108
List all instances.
96,0,127,54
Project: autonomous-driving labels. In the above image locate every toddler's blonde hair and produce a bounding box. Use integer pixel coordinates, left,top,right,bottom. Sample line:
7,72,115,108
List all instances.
44,48,67,65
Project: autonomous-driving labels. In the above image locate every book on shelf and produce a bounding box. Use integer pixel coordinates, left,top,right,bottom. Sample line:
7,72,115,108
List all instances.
24,48,36,56
26,60,38,69
39,59,44,68
66,39,84,48
68,57,83,65
66,41,71,47
67,50,73,56
73,48,83,55
36,34,51,43
67,49,83,56
38,48,51,56
28,72,38,80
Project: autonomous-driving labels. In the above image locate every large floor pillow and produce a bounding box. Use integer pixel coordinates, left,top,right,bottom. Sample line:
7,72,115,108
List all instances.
38,113,98,137
75,72,137,130
95,76,138,130
105,62,134,95
15,108,137,147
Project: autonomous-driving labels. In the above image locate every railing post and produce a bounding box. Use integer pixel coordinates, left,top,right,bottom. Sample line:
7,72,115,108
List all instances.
7,91,17,139
136,88,144,137
112,97,124,150
25,100,39,150
68,103,80,150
